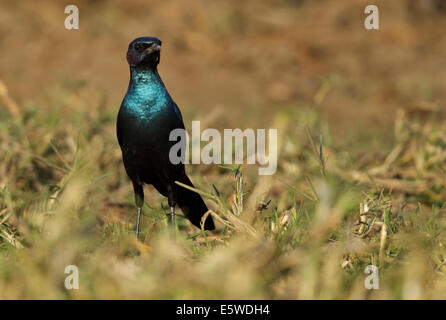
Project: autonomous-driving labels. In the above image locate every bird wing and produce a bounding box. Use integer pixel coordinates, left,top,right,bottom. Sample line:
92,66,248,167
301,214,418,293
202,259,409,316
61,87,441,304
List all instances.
172,102,184,126
116,104,125,148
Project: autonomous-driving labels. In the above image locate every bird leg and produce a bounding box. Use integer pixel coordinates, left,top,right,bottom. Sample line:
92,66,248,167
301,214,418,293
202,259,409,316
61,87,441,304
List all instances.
136,207,142,239
166,184,177,233
133,182,144,239
170,206,175,232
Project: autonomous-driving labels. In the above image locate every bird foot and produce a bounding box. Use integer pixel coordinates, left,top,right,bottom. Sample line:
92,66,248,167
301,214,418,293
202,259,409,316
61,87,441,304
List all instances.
136,207,142,239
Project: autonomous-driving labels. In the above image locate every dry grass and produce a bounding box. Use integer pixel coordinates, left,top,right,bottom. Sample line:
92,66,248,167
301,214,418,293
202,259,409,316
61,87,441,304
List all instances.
0,77,445,299
1,0,446,300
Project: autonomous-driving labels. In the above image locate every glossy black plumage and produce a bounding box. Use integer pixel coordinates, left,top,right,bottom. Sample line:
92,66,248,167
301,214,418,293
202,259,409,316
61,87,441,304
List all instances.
117,37,215,232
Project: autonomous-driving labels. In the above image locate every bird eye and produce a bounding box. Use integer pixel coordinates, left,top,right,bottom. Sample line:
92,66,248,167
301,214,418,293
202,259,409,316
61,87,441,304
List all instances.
134,43,142,51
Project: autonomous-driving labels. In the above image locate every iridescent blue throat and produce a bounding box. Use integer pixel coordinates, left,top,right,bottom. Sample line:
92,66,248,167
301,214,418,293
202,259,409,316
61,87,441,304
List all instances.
122,67,171,121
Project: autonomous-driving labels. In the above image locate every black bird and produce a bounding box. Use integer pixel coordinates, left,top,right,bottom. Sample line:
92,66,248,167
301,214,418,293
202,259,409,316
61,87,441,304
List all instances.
117,37,215,237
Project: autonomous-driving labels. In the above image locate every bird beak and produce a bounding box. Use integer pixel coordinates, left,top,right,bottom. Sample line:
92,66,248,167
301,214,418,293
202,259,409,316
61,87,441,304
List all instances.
144,43,161,55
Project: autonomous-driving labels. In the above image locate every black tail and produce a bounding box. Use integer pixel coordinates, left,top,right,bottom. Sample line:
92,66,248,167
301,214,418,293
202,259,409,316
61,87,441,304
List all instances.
176,175,215,230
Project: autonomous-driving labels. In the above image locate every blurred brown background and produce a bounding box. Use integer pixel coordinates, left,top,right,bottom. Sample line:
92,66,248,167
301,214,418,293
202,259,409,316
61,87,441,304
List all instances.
1,0,446,300
1,0,445,134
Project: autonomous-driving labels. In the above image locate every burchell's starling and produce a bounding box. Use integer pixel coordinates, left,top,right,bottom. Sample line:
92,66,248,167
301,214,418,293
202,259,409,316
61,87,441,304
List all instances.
117,37,215,237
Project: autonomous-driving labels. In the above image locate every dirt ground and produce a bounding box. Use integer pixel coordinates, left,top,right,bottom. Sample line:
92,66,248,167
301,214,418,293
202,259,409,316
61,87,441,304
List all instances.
1,0,445,135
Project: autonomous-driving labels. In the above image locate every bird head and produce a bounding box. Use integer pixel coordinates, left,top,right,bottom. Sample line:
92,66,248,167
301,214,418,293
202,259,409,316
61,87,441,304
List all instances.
126,37,162,69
